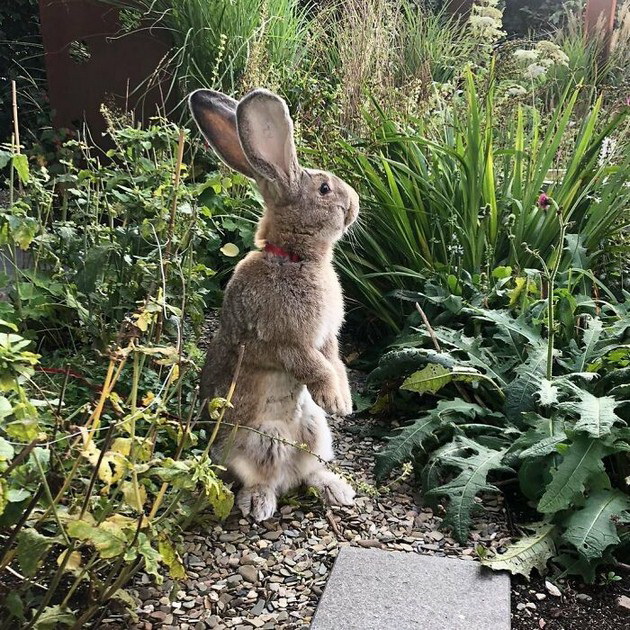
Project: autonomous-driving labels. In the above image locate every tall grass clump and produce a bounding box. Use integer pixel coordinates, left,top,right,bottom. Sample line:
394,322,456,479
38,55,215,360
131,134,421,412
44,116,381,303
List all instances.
337,72,630,332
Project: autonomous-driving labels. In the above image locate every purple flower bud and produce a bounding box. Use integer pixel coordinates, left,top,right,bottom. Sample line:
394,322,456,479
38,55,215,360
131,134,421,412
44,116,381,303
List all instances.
537,193,551,209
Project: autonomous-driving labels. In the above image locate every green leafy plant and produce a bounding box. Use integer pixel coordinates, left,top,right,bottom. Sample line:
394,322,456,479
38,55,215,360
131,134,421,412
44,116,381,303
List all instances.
0,113,260,347
370,263,630,581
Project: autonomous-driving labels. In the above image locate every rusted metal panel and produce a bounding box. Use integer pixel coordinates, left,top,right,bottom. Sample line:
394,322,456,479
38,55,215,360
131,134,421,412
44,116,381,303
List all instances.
38,0,173,138
585,0,617,58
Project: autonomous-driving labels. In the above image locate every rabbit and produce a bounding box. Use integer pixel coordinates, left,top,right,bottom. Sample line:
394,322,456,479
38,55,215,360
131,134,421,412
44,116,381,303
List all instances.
189,88,359,522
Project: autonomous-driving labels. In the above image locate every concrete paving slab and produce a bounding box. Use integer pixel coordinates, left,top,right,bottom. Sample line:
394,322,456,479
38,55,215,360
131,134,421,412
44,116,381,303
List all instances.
311,546,510,630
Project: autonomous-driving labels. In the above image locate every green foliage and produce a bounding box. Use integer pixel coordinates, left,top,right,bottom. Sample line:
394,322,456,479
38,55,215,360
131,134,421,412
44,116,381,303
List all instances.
371,268,630,580
0,115,258,623
337,71,630,331
0,114,260,346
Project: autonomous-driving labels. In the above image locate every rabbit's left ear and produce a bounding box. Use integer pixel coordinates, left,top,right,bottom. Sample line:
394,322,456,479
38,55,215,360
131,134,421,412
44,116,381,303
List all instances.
236,89,301,196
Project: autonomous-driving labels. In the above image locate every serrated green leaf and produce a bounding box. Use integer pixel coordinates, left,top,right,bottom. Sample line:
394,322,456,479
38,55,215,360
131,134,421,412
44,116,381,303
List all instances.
538,437,608,514
559,391,623,438
520,434,567,459
481,524,556,578
375,398,486,480
562,489,630,561
136,533,163,584
427,436,511,542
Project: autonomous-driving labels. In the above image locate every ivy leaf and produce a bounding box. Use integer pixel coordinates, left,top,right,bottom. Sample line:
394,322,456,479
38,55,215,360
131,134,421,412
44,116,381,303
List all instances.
374,398,486,480
426,436,511,542
537,437,608,514
401,364,483,395
481,523,556,578
16,528,55,577
562,489,630,561
559,391,624,438
33,605,76,629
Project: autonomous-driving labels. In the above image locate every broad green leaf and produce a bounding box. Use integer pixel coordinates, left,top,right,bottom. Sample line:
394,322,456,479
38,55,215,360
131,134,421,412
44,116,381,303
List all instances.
538,437,607,514
559,391,623,438
33,605,76,629
401,364,482,395
0,396,13,421
16,528,55,577
427,436,511,542
67,519,127,559
4,591,24,620
11,154,29,184
562,489,630,561
481,524,556,578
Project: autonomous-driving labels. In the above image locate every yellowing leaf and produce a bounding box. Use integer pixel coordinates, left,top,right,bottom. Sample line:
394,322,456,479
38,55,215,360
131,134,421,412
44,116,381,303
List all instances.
67,519,127,559
168,363,180,384
110,437,132,457
220,243,239,257
158,539,187,579
142,392,155,406
56,549,82,573
121,480,147,511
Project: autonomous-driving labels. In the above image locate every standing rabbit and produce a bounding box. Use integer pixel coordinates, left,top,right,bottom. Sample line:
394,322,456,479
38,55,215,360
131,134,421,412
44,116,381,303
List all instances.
189,88,358,521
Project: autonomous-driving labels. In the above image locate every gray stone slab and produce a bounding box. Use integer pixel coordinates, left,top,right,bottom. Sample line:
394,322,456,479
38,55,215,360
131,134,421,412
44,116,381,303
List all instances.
311,547,510,630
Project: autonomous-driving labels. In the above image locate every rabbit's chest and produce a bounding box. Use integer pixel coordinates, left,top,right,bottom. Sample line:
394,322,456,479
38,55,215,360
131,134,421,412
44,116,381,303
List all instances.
314,273,344,349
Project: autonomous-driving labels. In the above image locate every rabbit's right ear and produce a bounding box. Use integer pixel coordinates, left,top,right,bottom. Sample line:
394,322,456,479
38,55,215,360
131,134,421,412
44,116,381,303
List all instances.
188,89,255,178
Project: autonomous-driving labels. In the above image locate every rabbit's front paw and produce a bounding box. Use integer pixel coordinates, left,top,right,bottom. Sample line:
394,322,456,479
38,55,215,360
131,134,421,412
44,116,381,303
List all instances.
309,378,346,416
237,485,277,522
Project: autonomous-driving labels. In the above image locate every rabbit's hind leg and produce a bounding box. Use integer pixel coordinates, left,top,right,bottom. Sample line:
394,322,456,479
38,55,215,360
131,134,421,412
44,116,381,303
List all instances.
296,391,355,507
229,421,298,521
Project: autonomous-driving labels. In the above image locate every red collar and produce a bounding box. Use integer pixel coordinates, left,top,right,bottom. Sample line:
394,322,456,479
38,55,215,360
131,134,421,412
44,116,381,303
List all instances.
263,242,301,263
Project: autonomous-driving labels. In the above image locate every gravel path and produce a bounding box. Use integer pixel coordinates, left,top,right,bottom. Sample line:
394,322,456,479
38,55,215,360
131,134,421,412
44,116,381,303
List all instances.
120,410,511,630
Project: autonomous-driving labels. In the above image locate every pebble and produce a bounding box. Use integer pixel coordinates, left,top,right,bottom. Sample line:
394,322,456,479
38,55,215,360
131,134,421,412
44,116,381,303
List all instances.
617,595,630,613
545,580,562,597
116,410,511,629
238,565,258,584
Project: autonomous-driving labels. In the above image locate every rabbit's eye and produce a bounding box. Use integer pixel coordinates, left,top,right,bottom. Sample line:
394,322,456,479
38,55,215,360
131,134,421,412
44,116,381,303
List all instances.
319,182,331,195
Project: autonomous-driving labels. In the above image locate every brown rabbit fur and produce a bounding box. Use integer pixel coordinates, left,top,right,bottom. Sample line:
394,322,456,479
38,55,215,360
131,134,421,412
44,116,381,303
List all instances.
189,88,359,521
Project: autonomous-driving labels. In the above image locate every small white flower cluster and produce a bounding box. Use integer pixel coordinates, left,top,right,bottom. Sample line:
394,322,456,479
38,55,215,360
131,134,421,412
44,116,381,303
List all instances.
469,0,505,45
513,40,569,81
598,136,617,166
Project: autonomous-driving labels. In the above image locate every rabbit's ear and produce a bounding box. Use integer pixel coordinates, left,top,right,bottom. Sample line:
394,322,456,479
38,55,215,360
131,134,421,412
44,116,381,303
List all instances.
236,89,300,194
188,89,255,178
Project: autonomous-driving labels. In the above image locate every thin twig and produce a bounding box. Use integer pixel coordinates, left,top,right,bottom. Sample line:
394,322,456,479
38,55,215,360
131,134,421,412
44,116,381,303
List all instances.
415,302,474,404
